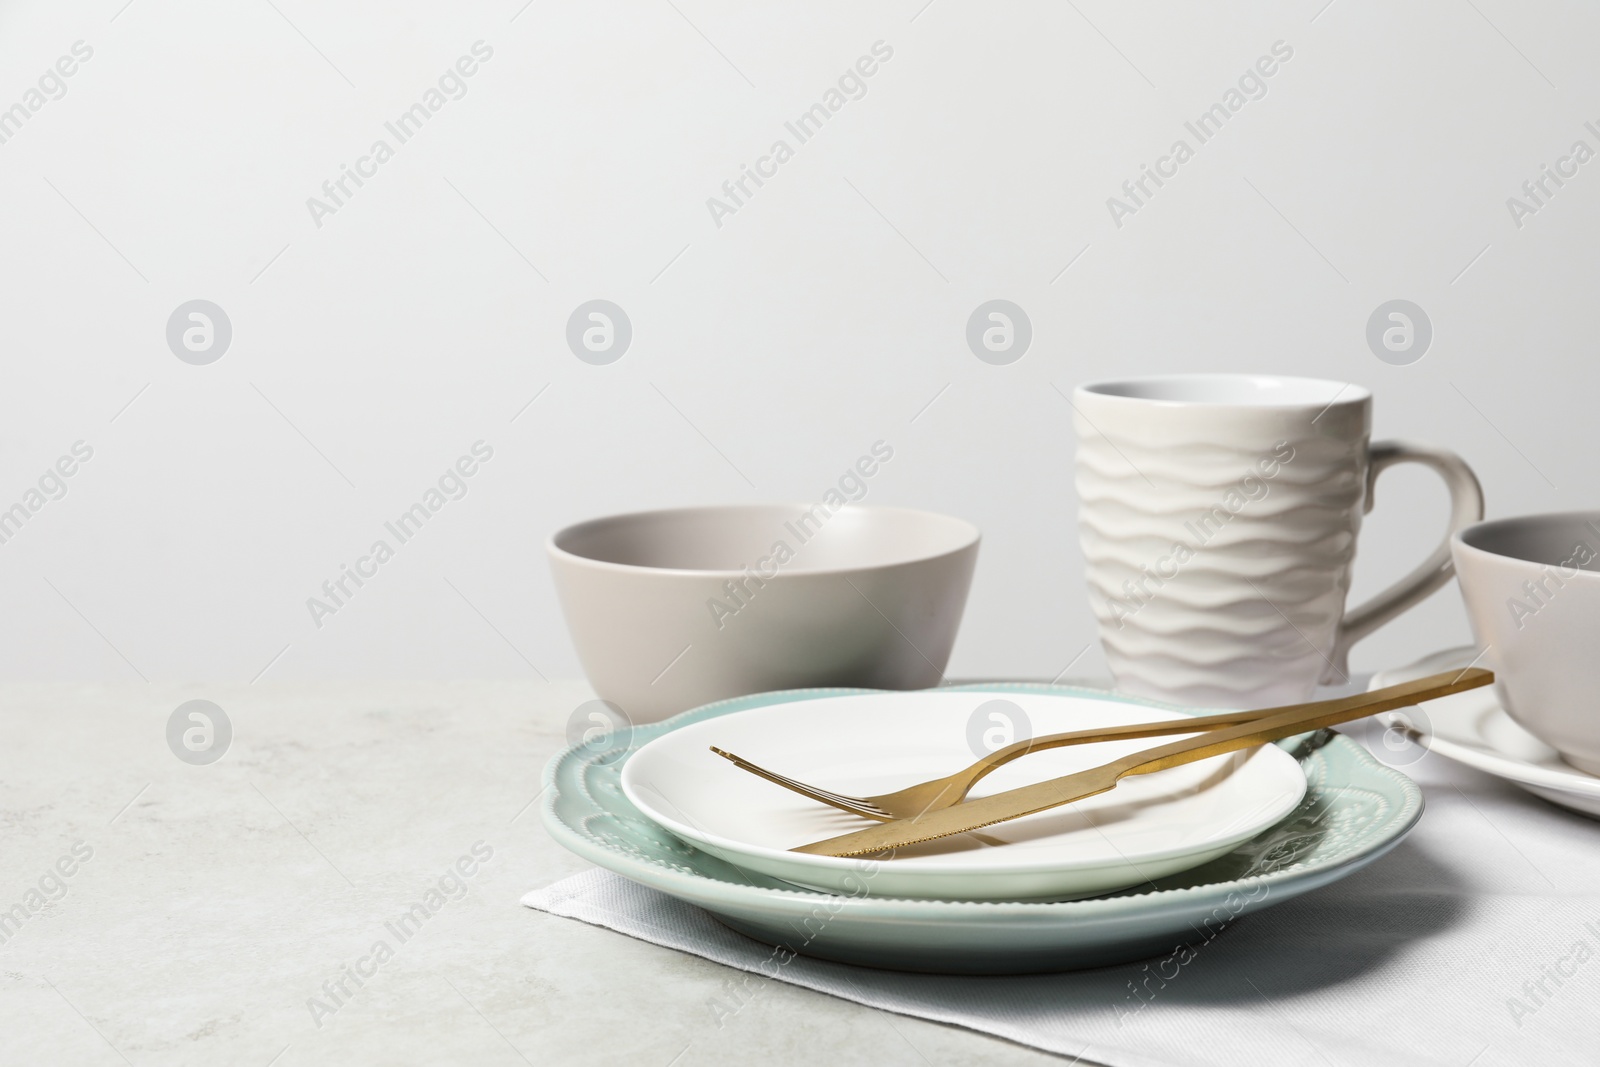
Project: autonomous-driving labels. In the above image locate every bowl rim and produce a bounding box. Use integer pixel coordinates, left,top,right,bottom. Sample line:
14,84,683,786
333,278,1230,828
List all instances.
545,502,982,579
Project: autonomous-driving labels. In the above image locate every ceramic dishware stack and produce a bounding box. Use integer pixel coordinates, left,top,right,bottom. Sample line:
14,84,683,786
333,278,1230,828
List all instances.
542,609,1442,970
542,681,1427,972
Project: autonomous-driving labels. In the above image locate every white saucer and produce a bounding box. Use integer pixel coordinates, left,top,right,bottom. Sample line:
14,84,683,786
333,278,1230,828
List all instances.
1371,647,1600,818
620,689,1306,902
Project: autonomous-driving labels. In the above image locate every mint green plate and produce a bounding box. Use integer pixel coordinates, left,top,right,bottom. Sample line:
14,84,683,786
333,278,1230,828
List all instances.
542,684,1423,974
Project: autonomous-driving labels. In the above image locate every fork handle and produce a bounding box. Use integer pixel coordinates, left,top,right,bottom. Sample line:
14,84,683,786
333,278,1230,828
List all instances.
1108,668,1494,781
963,704,1280,791
962,672,1490,791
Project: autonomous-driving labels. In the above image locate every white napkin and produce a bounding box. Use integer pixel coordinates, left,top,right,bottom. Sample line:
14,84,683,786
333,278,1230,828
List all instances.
526,751,1600,1067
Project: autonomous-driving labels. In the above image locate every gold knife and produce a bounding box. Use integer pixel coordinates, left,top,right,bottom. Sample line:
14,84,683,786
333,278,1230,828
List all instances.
791,668,1492,858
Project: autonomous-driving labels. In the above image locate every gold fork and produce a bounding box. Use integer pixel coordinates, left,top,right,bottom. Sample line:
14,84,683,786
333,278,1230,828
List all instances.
713,670,1488,823
710,704,1269,822
793,668,1495,856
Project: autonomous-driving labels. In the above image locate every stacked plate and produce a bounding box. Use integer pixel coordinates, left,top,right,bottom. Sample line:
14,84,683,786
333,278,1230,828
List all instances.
543,684,1425,974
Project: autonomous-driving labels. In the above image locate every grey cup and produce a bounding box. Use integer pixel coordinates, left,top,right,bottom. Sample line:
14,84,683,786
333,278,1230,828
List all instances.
1453,512,1600,774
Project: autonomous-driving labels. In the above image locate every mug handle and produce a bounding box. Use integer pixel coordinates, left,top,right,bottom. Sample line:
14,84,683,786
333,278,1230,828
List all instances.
1326,440,1484,681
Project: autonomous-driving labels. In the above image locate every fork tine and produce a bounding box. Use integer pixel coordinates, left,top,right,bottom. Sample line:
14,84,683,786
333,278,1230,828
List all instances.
709,748,876,812
709,747,890,819
716,755,881,817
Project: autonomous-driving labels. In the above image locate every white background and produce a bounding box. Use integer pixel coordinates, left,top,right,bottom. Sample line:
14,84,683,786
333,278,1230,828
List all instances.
0,0,1591,686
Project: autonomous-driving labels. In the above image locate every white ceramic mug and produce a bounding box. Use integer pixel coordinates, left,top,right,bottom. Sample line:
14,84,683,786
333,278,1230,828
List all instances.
1452,512,1600,775
1073,374,1483,707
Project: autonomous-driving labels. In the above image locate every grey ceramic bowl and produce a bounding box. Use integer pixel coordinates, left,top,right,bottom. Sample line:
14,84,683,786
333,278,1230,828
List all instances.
1453,511,1600,774
547,504,980,722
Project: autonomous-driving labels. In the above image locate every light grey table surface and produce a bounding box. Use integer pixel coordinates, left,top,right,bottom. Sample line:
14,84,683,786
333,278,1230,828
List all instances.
2,673,1446,1067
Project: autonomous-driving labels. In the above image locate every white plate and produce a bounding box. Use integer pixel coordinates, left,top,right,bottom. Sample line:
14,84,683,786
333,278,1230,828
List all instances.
620,690,1306,901
1371,647,1600,818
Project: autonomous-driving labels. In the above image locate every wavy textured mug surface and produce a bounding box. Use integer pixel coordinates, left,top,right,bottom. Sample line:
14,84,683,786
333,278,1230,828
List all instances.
1073,381,1372,708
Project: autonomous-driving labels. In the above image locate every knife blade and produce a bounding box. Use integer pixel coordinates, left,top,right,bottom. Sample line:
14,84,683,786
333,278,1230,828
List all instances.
791,667,1492,858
